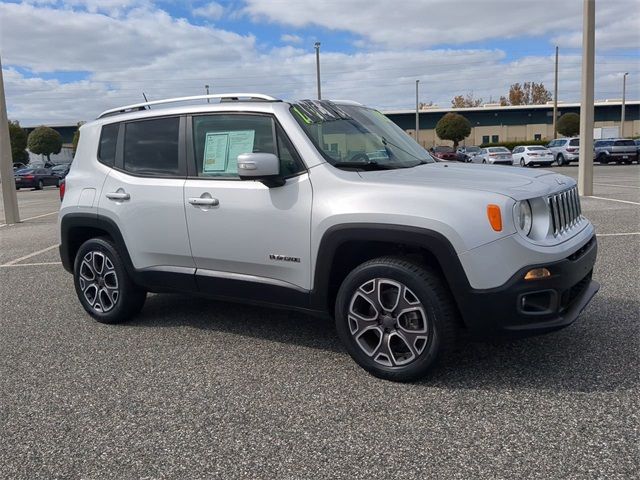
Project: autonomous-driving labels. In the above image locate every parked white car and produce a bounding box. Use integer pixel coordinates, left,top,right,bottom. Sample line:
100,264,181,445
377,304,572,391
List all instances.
512,146,555,167
472,147,513,165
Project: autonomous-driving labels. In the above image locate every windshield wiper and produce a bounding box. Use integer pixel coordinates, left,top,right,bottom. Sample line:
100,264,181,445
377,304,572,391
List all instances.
380,136,431,165
332,160,395,171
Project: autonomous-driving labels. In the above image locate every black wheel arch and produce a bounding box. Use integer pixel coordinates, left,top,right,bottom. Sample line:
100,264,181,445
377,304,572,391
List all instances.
310,224,472,322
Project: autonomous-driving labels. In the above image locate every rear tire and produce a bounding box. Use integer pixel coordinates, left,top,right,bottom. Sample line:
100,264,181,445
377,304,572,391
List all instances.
520,158,526,167
36,180,44,190
556,154,565,166
335,256,458,382
73,237,146,324
597,153,609,164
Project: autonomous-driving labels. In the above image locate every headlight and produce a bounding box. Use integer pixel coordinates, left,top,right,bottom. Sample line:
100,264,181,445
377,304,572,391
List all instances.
516,200,533,235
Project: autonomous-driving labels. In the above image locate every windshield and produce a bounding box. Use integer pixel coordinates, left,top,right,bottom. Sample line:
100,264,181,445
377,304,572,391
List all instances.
16,169,34,174
466,147,480,152
291,100,434,169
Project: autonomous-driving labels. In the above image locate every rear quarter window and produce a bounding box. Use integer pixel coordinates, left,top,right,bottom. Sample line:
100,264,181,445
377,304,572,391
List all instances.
98,123,119,167
569,139,579,146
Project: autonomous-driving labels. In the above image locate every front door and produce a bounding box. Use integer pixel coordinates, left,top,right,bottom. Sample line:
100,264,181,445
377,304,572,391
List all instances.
184,113,312,294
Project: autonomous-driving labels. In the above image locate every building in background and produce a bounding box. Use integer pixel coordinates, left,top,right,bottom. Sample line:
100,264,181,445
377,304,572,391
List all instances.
23,124,77,165
385,100,640,147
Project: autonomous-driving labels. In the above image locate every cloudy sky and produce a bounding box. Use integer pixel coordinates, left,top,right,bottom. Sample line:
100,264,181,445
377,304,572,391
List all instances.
1,0,639,126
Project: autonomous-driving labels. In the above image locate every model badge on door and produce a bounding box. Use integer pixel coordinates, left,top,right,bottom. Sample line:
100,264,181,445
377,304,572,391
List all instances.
269,254,301,263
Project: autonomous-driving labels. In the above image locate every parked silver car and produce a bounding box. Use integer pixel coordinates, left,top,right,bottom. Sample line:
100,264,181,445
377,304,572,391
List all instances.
593,139,638,164
472,146,513,165
547,137,579,165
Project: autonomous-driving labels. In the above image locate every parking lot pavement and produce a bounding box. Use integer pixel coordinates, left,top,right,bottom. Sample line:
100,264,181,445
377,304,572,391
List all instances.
1,166,638,479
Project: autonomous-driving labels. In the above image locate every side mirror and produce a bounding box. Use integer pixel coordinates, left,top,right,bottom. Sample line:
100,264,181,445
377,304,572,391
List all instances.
237,152,284,187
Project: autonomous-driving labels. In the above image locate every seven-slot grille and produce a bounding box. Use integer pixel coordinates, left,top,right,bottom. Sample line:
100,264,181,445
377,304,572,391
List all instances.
548,186,582,236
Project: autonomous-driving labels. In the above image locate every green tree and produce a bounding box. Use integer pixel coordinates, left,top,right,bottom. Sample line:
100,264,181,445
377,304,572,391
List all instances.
8,120,29,164
557,112,580,137
435,112,471,149
71,121,85,155
27,126,62,162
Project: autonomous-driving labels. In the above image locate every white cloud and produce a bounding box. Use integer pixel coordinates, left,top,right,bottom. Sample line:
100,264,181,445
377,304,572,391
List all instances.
281,34,303,44
242,0,640,50
193,2,225,20
1,1,638,125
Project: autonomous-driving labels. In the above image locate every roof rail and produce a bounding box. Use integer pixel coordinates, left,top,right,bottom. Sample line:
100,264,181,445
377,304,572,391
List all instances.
97,93,280,119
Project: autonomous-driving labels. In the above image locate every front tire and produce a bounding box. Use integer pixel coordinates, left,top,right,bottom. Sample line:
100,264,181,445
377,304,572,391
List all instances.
520,157,526,167
36,180,44,190
335,257,457,382
73,237,146,324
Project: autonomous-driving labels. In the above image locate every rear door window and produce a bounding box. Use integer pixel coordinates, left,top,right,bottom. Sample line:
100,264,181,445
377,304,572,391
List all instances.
569,139,579,146
123,117,180,176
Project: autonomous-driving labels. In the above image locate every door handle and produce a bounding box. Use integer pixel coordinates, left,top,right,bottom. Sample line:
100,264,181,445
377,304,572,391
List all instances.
106,191,130,201
188,197,219,207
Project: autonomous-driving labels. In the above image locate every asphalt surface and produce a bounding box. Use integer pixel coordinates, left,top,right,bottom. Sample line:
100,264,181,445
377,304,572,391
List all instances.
1,165,639,479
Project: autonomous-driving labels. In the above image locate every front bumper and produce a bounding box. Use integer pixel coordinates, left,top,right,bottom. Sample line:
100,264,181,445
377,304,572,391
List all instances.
457,235,599,336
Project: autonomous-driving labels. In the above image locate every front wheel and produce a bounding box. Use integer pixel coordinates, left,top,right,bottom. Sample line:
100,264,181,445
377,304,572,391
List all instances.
335,257,457,382
73,237,146,324
36,180,44,190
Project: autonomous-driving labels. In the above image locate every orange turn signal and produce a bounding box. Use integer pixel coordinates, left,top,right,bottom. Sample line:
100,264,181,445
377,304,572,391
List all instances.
487,204,502,232
524,268,551,280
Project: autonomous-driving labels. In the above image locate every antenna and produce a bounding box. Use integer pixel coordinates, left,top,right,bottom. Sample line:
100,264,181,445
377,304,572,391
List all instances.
142,92,150,108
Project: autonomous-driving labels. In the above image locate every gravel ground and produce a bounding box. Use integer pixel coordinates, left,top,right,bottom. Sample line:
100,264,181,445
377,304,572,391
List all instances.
1,165,638,479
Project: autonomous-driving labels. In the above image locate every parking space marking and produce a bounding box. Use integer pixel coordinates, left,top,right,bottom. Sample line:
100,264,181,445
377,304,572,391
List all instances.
0,262,62,268
598,232,640,237
587,196,640,206
1,244,59,266
594,183,640,189
0,211,58,228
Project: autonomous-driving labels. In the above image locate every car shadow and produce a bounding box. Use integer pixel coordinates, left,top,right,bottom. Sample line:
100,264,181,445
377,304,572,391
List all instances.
129,293,638,394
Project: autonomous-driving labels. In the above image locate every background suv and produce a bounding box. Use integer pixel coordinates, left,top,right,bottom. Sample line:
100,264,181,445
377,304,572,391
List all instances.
547,137,579,165
59,94,599,382
593,139,638,164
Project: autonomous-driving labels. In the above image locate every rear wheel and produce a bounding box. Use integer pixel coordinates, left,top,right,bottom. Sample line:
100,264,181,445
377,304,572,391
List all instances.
556,154,565,166
335,257,457,382
597,153,609,164
73,237,146,324
482,159,487,164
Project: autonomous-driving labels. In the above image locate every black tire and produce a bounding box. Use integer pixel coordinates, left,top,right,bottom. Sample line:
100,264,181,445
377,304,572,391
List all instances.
73,237,146,324
597,154,609,164
335,256,458,382
482,159,486,164
36,180,44,190
556,154,565,166
520,157,526,167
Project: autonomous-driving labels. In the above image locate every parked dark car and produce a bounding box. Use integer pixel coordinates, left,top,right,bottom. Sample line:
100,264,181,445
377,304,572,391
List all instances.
14,168,61,190
431,146,458,161
51,163,71,180
12,162,27,171
593,139,638,164
457,146,481,162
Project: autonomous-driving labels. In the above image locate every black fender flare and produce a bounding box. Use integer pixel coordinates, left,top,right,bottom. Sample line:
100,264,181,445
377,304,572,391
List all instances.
309,223,473,319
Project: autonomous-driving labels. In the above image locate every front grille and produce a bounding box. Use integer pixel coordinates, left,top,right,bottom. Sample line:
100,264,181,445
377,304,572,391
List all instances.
548,186,582,236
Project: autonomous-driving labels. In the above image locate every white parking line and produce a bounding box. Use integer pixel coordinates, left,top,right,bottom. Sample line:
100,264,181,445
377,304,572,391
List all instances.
587,196,640,206
0,262,62,268
594,183,640,189
598,232,640,237
0,211,58,228
1,244,59,266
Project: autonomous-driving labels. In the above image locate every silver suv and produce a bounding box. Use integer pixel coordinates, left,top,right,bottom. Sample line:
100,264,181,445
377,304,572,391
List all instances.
547,137,580,165
59,94,599,382
593,138,638,164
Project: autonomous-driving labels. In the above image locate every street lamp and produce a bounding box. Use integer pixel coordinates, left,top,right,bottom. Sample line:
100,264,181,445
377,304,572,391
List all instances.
621,72,628,137
314,42,321,100
415,80,420,145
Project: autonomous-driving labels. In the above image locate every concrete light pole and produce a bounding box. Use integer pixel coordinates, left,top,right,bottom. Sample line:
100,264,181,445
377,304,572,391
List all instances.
578,0,595,197
552,46,559,139
0,57,21,224
621,72,628,137
415,80,420,145
314,42,321,100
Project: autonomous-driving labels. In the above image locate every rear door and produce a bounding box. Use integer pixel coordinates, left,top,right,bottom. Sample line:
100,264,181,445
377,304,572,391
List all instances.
97,116,194,271
183,112,312,292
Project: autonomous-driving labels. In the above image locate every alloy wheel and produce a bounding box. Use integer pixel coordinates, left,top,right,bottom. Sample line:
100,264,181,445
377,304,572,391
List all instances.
78,251,119,312
348,278,429,367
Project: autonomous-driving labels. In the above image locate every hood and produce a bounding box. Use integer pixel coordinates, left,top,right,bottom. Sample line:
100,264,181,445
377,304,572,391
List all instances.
357,163,574,201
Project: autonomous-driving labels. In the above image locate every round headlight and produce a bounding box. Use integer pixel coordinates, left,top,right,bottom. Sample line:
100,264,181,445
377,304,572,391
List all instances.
516,200,533,235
